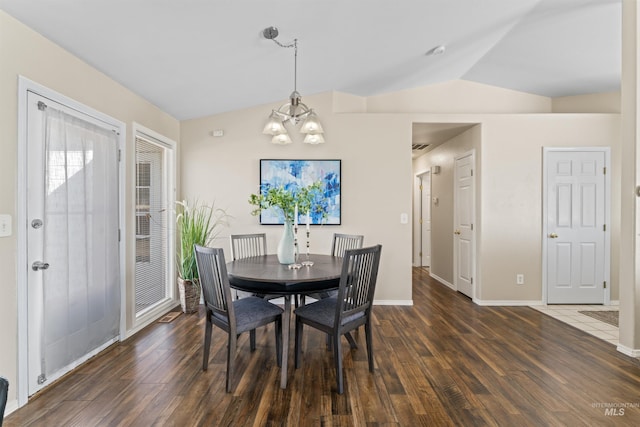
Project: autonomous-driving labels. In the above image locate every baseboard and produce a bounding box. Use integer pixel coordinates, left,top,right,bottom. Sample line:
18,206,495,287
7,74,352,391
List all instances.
475,299,543,306
5,399,19,416
374,300,413,306
617,343,640,358
429,273,455,290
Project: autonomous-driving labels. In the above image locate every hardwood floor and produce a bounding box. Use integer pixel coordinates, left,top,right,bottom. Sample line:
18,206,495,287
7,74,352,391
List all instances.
6,268,640,426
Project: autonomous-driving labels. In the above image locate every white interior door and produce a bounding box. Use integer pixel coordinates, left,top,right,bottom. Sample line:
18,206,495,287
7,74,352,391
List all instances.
421,173,431,267
545,149,608,304
26,91,121,395
414,171,432,268
454,151,475,298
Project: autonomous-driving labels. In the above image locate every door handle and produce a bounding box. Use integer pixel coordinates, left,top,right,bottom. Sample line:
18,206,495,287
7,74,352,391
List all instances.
454,230,461,235
548,233,558,239
32,261,50,271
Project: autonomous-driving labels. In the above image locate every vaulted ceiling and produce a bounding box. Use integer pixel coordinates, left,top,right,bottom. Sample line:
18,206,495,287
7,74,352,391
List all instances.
0,0,621,123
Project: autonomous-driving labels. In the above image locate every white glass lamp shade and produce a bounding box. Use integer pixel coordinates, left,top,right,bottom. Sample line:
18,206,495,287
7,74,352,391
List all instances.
272,133,293,145
263,112,286,135
300,111,324,134
303,133,325,144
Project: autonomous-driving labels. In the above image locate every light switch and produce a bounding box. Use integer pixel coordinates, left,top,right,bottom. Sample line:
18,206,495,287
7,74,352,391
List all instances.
0,214,12,237
400,213,408,224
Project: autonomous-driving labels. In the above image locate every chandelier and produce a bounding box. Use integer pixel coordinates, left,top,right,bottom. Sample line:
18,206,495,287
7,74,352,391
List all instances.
261,26,325,145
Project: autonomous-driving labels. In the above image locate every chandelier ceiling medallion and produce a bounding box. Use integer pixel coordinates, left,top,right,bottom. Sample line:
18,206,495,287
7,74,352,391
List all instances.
261,26,325,145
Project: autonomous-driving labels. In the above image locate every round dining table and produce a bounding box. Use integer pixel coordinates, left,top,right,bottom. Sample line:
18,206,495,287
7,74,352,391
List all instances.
226,254,342,389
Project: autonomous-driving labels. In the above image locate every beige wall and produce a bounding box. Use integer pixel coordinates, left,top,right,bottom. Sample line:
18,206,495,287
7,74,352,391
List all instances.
618,0,640,354
0,11,180,405
412,114,620,303
480,114,620,302
180,91,414,303
552,91,621,113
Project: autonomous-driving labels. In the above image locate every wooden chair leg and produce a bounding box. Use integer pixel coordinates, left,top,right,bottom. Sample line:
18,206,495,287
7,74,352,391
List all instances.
250,329,256,351
295,319,304,369
275,317,282,367
333,334,344,394
203,319,212,370
227,333,237,392
365,321,374,372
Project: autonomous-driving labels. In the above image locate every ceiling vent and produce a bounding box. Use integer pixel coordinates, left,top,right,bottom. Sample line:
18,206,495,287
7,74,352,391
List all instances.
412,144,430,151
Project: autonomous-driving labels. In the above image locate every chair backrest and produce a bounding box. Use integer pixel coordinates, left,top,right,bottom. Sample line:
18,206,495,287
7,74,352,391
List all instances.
194,245,236,326
0,376,8,426
335,245,382,326
230,233,267,260
331,233,364,257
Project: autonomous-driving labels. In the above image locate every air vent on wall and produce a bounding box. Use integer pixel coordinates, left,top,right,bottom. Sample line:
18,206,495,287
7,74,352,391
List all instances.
412,144,430,151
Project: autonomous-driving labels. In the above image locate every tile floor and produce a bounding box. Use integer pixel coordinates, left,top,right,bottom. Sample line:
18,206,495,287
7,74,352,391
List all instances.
529,304,619,346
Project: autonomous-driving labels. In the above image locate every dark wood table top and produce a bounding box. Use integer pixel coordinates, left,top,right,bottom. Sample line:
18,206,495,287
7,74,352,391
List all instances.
226,254,342,295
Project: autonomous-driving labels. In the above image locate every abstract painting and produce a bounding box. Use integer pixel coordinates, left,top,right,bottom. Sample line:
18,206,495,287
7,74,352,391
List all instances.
259,159,341,225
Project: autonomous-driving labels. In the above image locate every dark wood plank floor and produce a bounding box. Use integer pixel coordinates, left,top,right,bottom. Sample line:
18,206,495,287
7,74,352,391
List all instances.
6,268,640,426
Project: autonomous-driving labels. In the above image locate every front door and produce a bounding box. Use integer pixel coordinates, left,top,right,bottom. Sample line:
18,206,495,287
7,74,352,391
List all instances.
454,151,475,298
545,149,609,304
26,90,122,395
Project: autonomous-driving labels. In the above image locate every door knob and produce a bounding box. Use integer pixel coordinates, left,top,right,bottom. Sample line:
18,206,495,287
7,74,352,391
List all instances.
32,261,50,271
454,230,461,235
548,233,558,238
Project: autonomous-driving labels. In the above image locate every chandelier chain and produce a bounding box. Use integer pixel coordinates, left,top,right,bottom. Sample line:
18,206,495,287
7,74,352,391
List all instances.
270,38,298,94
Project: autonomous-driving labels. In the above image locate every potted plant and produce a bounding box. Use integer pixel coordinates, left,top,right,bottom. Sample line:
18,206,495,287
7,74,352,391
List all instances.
175,199,229,313
249,182,326,264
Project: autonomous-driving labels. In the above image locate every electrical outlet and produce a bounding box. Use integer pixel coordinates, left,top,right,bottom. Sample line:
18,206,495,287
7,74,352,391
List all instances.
516,274,524,285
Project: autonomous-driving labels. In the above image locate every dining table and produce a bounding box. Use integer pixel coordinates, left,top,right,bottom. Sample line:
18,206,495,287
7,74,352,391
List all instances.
226,253,342,389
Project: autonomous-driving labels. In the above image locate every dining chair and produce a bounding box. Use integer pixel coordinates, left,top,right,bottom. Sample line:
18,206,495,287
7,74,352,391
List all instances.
230,233,268,299
230,233,267,260
331,233,364,258
0,376,8,427
194,244,284,393
294,244,382,394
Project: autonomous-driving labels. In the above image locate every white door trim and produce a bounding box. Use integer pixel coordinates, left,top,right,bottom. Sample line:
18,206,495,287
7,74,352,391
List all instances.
542,147,611,305
16,76,126,406
454,150,476,299
414,169,431,267
129,123,179,336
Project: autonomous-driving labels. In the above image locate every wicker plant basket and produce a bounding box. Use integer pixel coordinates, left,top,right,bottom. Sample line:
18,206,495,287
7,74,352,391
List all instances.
178,277,201,314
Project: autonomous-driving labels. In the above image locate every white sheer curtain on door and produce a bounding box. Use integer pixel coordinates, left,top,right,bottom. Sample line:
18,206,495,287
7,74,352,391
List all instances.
40,107,120,380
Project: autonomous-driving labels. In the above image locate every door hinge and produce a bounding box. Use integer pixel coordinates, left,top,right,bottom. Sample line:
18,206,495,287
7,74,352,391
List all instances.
420,218,423,224
603,281,607,289
471,169,474,177
603,166,607,175
118,229,121,242
603,224,607,232
471,223,474,231
471,277,473,284
419,252,422,257
419,184,423,190
118,149,122,162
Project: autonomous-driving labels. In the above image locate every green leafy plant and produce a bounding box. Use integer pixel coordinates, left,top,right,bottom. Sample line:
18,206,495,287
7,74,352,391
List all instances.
249,182,327,223
175,199,229,280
